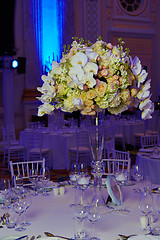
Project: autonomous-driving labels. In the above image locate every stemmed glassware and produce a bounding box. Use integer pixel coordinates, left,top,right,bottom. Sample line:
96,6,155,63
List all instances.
29,169,38,196
132,165,143,193
73,163,90,239
69,163,79,208
74,198,88,240
88,203,100,240
114,169,130,215
40,167,50,196
0,179,10,209
13,194,28,231
139,188,153,232
77,164,91,207
20,191,32,227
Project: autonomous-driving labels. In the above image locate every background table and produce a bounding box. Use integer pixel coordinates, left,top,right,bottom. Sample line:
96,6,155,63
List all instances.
20,129,77,170
136,151,160,184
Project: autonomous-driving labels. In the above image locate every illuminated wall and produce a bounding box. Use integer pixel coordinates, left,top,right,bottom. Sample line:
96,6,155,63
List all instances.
42,0,60,72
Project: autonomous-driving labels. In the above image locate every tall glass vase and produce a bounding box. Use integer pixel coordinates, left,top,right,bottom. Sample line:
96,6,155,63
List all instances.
89,110,107,213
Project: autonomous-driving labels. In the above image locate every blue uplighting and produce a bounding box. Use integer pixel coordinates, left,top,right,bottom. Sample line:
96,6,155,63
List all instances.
42,0,60,72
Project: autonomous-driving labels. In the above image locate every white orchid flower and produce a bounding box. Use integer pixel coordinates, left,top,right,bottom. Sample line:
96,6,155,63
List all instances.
142,79,151,92
130,56,142,76
70,52,88,67
68,67,84,90
139,98,152,111
72,98,83,109
41,75,55,85
82,73,96,88
39,83,56,96
84,62,98,75
141,107,153,120
86,51,98,62
137,89,150,100
38,103,55,116
69,66,84,81
137,69,148,88
37,93,54,104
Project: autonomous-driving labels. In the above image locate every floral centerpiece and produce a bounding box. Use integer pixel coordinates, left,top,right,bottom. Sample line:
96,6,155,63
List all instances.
37,37,154,120
37,37,154,211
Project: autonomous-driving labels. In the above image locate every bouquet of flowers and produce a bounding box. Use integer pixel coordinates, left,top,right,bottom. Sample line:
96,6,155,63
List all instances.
37,37,154,119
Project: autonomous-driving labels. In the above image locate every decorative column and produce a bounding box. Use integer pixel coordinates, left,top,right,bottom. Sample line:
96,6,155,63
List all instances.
2,56,15,127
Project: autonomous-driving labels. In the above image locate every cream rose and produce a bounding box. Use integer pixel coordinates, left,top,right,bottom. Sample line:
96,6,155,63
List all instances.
95,81,107,97
121,89,131,103
85,89,97,99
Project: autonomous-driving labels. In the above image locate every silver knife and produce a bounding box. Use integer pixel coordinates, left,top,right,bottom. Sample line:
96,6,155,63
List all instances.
15,235,28,240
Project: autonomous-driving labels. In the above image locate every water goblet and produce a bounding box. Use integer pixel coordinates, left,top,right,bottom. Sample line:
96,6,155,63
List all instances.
132,165,143,193
14,194,28,231
139,189,153,232
114,169,130,215
20,191,32,227
77,172,90,207
69,163,79,208
0,179,10,209
74,203,88,240
29,169,38,196
40,167,50,196
88,203,100,240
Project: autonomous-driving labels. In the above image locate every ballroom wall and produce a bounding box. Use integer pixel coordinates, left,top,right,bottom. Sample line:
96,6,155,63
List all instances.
0,0,160,140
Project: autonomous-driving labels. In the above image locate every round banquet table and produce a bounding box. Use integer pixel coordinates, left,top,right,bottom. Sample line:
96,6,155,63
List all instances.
1,182,159,240
20,129,77,170
136,150,160,184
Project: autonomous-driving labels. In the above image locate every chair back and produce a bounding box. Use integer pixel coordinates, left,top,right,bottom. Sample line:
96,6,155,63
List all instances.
103,158,131,177
10,159,45,187
140,134,159,148
2,124,17,146
112,150,130,160
104,139,115,158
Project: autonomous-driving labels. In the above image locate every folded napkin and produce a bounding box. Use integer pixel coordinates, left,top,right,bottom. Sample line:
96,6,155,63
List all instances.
129,234,160,239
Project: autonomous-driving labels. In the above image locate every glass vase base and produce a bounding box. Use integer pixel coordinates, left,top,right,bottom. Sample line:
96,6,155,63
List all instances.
89,237,100,240
15,226,26,231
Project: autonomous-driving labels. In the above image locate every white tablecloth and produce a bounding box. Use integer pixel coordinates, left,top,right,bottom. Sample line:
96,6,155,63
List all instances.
20,129,77,170
136,151,160,184
1,182,159,240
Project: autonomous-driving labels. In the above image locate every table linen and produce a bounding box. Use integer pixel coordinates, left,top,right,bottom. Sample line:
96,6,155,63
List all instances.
1,182,159,240
136,150,160,184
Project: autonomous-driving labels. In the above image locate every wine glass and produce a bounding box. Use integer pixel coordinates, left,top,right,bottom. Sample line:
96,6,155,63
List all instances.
0,179,10,209
40,167,50,196
132,165,143,193
20,191,32,227
139,189,153,232
77,165,90,207
14,194,28,231
69,163,79,208
149,194,160,235
114,169,130,215
88,203,100,240
29,169,38,196
74,203,88,240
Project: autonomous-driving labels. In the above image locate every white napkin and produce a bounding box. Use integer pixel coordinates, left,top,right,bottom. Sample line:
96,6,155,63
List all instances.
129,234,160,239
